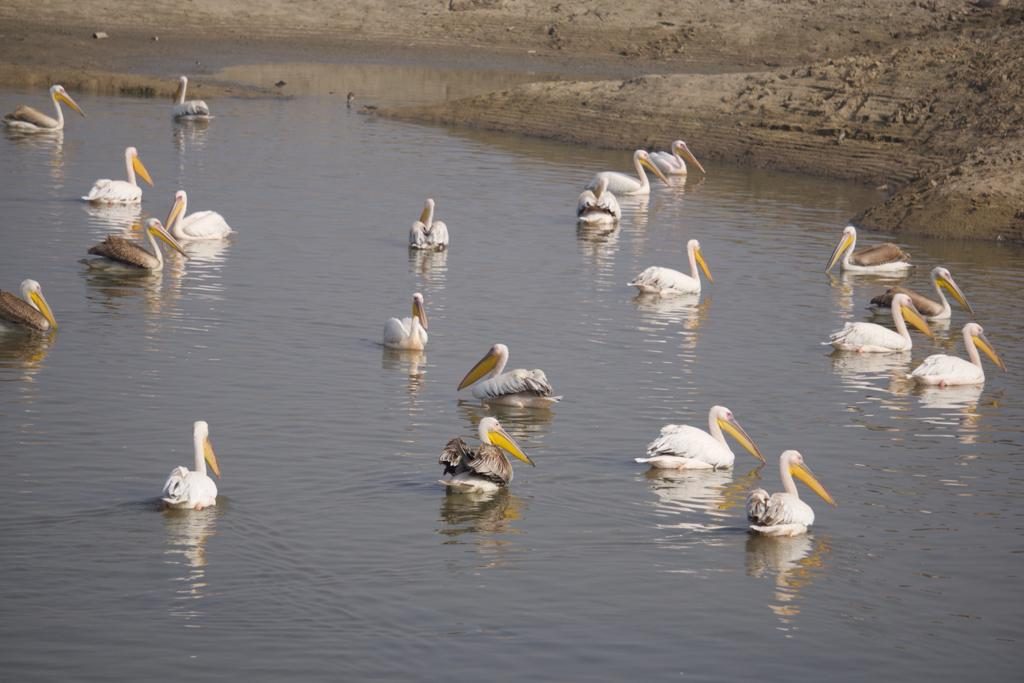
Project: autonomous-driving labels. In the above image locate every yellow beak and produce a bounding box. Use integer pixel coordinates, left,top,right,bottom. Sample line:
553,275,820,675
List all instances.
641,157,671,186
56,91,86,117
937,276,974,316
695,247,713,283
29,290,58,330
826,233,854,272
792,462,836,507
166,195,185,229
412,298,428,330
204,438,221,478
418,204,432,225
132,155,154,187
678,144,706,175
900,304,933,337
717,416,765,463
488,426,535,467
458,348,499,390
149,223,188,257
974,333,1005,371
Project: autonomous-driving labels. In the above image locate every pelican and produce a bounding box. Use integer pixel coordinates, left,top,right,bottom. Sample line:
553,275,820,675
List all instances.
868,266,973,320
629,238,712,295
826,225,911,273
382,292,429,350
409,198,449,250
439,417,535,492
586,149,670,196
162,421,221,510
650,140,706,177
0,279,57,333
173,76,211,120
83,218,187,272
747,450,836,537
82,146,154,204
457,343,561,408
3,84,85,132
910,322,1005,386
636,405,765,470
577,175,621,226
165,189,233,240
827,292,932,352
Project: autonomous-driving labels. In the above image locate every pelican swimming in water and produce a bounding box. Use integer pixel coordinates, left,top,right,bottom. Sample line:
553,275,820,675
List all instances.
826,225,912,273
0,279,57,333
173,76,211,120
629,238,712,295
165,189,233,240
82,146,154,204
458,343,561,408
439,417,535,492
868,266,973,321
409,198,449,250
382,292,429,350
586,149,670,196
4,84,85,132
577,176,621,226
83,218,187,272
910,322,1005,386
827,292,932,352
747,450,836,537
636,405,765,470
650,139,706,177
162,421,221,510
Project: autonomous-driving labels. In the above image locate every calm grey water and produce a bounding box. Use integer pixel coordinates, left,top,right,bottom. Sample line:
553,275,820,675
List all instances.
1,77,1022,682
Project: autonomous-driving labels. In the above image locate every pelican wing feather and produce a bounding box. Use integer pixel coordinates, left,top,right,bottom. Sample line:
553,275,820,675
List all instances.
440,438,512,486
88,235,158,269
851,243,910,267
4,105,58,129
0,290,49,330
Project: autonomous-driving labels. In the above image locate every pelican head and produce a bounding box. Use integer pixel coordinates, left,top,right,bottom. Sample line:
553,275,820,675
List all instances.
20,279,57,330
50,85,85,118
932,266,974,316
127,146,154,187
891,292,933,337
964,322,1005,371
458,343,509,391
145,218,188,257
418,198,436,225
688,239,713,283
671,140,706,174
194,420,221,478
782,450,836,507
637,150,671,186
479,416,535,467
412,292,428,330
711,405,765,463
825,225,858,272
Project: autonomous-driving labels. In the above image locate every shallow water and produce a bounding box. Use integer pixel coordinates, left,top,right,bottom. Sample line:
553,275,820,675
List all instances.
1,85,1022,681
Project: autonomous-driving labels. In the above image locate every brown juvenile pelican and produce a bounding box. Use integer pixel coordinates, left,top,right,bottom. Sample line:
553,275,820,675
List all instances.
457,343,561,408
0,279,57,333
826,225,911,273
869,266,973,321
439,417,535,492
3,85,85,132
83,218,187,272
747,450,836,537
650,139,706,176
173,76,212,120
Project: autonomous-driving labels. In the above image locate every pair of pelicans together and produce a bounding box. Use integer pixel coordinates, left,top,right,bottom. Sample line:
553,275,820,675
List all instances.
3,77,210,133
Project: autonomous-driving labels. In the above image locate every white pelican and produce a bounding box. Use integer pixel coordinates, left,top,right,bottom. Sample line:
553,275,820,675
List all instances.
0,279,57,333
826,225,911,273
382,292,429,350
636,405,765,470
162,421,221,510
650,139,706,177
173,76,212,120
827,292,932,352
457,343,561,408
576,176,621,226
165,189,233,240
82,218,187,272
82,146,154,204
747,450,836,537
629,238,712,295
409,198,449,250
439,417,535,493
586,149,670,196
869,266,973,321
4,84,85,132
910,322,1005,386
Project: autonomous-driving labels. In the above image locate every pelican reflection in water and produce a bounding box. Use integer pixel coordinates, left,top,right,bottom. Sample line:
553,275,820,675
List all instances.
163,507,220,624
746,534,832,627
438,489,524,570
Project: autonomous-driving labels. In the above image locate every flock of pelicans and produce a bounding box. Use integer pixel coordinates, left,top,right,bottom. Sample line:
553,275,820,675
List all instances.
0,81,1008,537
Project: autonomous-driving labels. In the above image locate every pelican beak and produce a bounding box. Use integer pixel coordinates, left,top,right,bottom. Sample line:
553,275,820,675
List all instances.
716,416,765,463
150,222,188,257
413,297,428,330
641,156,671,186
56,91,86,118
166,194,186,229
678,144,706,175
792,461,836,507
204,437,221,478
132,154,154,187
173,81,183,102
695,246,713,283
826,233,854,272
974,332,1006,371
457,347,500,390
937,275,974,316
488,425,535,467
29,290,57,330
418,204,432,224
900,303,933,337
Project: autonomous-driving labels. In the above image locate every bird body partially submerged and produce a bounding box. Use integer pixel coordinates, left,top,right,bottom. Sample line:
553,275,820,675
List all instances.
439,417,534,492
